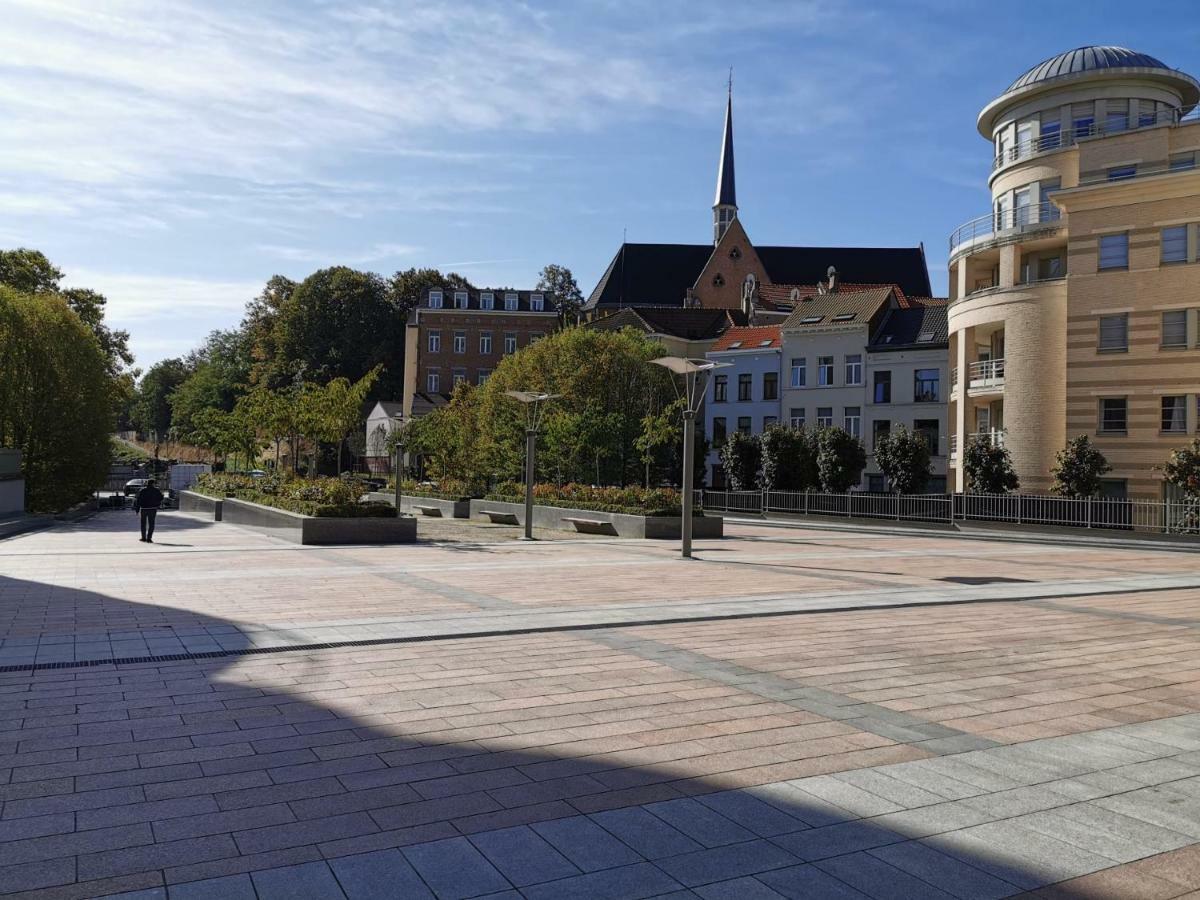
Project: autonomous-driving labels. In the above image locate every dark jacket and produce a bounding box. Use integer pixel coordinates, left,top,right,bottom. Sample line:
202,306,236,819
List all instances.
134,486,164,511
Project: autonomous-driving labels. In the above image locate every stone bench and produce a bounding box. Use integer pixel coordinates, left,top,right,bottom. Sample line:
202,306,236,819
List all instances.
411,504,443,517
560,516,618,536
479,508,520,525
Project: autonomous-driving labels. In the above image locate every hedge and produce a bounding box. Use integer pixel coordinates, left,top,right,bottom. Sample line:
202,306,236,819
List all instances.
194,473,395,518
484,482,683,517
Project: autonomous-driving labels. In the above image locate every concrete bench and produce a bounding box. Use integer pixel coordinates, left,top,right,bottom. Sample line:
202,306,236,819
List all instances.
411,504,443,517
479,509,520,525
560,516,618,536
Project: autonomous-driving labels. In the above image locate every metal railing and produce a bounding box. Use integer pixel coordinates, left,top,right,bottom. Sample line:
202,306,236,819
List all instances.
992,104,1200,171
969,430,1006,449
949,200,1064,257
967,359,1005,389
700,488,1200,536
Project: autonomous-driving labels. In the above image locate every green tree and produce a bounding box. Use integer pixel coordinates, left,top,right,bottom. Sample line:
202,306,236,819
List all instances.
131,358,192,439
816,427,867,493
304,367,382,474
0,286,115,511
759,425,818,491
170,329,254,438
1051,435,1111,497
719,431,761,491
964,439,1019,494
1163,438,1200,498
536,263,584,326
873,424,932,493
634,398,685,488
0,248,62,294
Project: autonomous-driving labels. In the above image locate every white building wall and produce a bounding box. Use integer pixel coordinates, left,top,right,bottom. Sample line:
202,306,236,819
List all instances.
864,347,950,491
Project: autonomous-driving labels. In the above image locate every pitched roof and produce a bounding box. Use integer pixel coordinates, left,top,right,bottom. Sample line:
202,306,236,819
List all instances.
586,306,745,340
715,92,736,208
584,243,931,310
758,282,909,309
868,299,949,350
780,286,896,331
368,401,404,419
711,326,781,352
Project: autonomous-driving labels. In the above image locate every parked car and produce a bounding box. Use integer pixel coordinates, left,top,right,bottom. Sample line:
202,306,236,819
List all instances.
123,477,149,496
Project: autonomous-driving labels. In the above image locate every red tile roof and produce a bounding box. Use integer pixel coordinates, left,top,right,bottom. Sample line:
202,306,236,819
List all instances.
758,282,910,309
711,325,782,352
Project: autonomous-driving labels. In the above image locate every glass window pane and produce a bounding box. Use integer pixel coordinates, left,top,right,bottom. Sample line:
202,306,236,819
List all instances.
1163,311,1188,347
1098,314,1128,351
1162,226,1188,263
1163,396,1187,432
1099,234,1129,270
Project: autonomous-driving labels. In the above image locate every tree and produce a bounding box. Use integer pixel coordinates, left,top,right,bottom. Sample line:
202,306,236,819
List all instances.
536,263,584,326
964,439,1019,494
720,431,761,491
0,285,115,511
388,268,475,317
304,367,382,474
131,358,192,440
759,425,818,491
816,427,867,493
171,329,254,438
635,398,685,488
1051,435,1110,497
873,425,932,493
0,248,62,294
1163,438,1200,498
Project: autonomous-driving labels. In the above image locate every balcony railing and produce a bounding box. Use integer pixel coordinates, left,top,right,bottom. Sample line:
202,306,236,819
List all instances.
992,104,1200,171
950,200,1063,257
967,358,1005,391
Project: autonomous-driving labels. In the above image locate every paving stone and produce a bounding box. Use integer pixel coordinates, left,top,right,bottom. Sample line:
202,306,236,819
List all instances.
532,814,645,872
252,861,347,900
932,820,1118,889
591,807,704,859
1094,787,1200,839
402,836,512,899
655,839,798,887
695,790,810,837
868,840,1021,899
756,863,871,899
233,811,378,855
693,876,788,899
784,776,902,818
98,890,168,900
328,849,434,900
154,802,296,842
468,824,580,886
644,798,757,848
0,856,77,894
770,820,903,862
77,795,219,831
78,834,239,881
816,851,960,900
520,862,683,900
168,873,256,899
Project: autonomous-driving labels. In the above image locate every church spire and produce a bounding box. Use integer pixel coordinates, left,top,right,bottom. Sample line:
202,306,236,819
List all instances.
713,71,737,245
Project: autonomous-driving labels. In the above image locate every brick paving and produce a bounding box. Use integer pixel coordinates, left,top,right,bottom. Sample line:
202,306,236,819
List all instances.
0,510,1199,897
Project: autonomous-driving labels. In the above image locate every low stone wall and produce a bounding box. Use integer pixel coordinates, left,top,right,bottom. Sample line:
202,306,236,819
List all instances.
179,490,222,521
467,499,723,539
218,497,416,545
364,492,471,519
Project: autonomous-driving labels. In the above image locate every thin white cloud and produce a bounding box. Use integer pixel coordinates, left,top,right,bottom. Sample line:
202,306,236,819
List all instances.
62,270,263,319
255,242,422,265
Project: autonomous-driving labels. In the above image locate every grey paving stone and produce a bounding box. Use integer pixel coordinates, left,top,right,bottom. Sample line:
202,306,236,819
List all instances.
694,876,788,899
520,862,682,900
757,863,870,899
252,861,347,900
469,825,579,887
1091,787,1200,839
816,851,959,900
328,849,434,899
0,856,77,894
959,785,1075,819
933,820,1117,889
785,776,902,818
869,840,1021,900
168,873,256,899
402,836,511,899
695,790,809,837
644,798,756,848
1015,806,1192,863
655,839,798,887
770,820,902,862
865,800,995,839
832,769,946,809
77,796,219,831
915,757,1023,793
750,782,857,827
98,890,168,900
532,815,644,872
1112,759,1200,785
1037,771,1145,801
233,811,378,855
870,762,985,801
78,834,239,881
3,822,154,866
591,807,704,859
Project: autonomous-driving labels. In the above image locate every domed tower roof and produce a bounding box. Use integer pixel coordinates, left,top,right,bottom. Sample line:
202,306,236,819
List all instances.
978,45,1200,137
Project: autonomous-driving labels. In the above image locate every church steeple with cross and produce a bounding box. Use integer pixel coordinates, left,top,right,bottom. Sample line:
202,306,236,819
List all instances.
712,71,737,245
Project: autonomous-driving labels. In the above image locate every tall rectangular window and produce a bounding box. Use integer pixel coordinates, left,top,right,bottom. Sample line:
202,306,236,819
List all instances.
1014,187,1033,226
1040,118,1061,149
530,332,544,343
479,331,493,354
480,292,494,310
737,373,752,401
764,415,777,430
914,368,940,402
453,331,466,354
712,417,727,447
914,419,940,456
1163,311,1188,348
1016,122,1033,155
816,407,833,428
452,368,466,386
843,407,861,438
454,291,468,309
477,370,491,385
845,354,862,385
530,293,544,311
763,371,779,401
789,408,805,428
713,374,727,402
504,292,518,311
1099,233,1129,270
426,369,440,392
1040,178,1061,222
1163,396,1187,432
736,416,752,435
1170,152,1197,171
817,356,834,386
1099,398,1127,433
427,330,441,353
428,290,443,308
1098,314,1129,351
873,371,891,403
503,332,517,354
1162,226,1188,263
872,419,890,451
790,358,806,388
1106,109,1129,133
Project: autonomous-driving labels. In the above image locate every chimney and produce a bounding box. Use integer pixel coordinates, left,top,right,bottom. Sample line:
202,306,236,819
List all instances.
826,266,839,293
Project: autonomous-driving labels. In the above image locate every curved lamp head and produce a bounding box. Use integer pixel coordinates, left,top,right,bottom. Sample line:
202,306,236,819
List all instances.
504,391,562,404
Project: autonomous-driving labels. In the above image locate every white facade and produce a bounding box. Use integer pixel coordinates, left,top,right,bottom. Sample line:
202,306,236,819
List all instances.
863,348,949,492
780,327,870,442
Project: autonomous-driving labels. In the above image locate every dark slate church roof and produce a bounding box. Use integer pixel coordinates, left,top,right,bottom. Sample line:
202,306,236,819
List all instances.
584,242,932,311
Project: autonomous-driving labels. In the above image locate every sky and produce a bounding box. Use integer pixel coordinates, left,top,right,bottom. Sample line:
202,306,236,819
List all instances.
3,0,1199,369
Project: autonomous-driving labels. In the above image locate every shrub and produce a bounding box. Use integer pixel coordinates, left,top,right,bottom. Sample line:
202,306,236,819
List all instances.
194,472,393,517
485,482,683,516
816,427,866,493
1051,435,1110,498
1164,438,1200,498
759,425,818,492
393,478,481,500
873,425,931,494
719,431,761,491
963,440,1019,494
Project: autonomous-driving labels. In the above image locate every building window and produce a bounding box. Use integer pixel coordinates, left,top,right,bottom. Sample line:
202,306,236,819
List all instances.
914,419,940,456
531,332,545,343
1105,110,1129,133
1170,152,1197,171
763,371,779,401
872,419,890,451
530,293,544,311
736,416,752,435
790,358,806,388
816,407,833,428
426,369,440,392
867,474,886,493
452,368,466,386
873,371,891,403
454,291,468,309
1163,396,1188,433
480,292,494,310
503,332,517,354
1099,398,1127,433
789,408,805,429
712,417,727,448
1036,254,1065,281
737,373,752,401
1162,226,1189,264
817,356,834,386
914,368,940,402
844,354,862,386
480,331,493,354
1162,311,1188,348
713,374,727,402
477,370,490,385
764,415,777,430
453,331,466,354
1072,109,1094,138
843,407,861,438
428,290,443,308
1099,233,1129,270
504,292,518,311
427,330,441,353
1098,314,1129,352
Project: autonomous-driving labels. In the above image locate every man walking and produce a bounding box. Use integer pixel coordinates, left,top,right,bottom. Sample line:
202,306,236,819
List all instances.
133,478,164,543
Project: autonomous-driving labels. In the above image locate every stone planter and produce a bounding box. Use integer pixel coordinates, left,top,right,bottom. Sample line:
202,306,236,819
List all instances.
219,497,416,545
180,490,222,521
365,492,471,519
467,499,723,539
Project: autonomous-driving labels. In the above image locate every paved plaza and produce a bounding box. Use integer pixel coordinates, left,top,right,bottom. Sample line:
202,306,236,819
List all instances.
3,511,1200,897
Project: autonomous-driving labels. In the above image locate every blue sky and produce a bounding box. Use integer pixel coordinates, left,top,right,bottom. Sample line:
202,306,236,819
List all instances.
3,0,1198,368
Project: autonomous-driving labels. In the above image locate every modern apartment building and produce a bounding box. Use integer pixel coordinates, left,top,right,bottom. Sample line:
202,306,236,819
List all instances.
948,46,1200,498
703,326,782,487
401,288,558,419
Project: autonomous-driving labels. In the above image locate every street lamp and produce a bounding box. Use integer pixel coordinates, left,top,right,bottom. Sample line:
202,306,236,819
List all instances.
649,357,729,559
391,412,404,513
504,391,561,540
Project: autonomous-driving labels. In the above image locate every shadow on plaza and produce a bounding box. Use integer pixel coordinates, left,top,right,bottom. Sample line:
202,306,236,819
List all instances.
0,541,1108,899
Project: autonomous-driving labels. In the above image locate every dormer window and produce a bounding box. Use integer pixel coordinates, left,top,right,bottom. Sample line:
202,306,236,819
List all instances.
504,292,518,311
800,316,823,324
454,291,468,309
831,313,855,322
916,332,936,343
480,292,494,310
428,290,443,309
530,293,545,311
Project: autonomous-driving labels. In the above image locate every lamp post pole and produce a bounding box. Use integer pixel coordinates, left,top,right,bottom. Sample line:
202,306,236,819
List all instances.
392,414,403,514
681,407,695,558
524,427,537,541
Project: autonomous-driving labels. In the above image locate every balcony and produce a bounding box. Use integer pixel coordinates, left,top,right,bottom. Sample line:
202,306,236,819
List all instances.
967,358,1005,394
949,430,1006,460
949,200,1063,259
992,104,1200,172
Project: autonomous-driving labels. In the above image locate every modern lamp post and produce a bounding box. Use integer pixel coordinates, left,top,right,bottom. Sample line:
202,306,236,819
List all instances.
391,412,404,513
649,357,729,559
504,391,560,540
